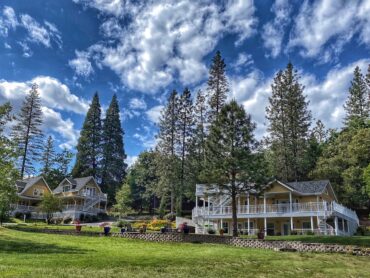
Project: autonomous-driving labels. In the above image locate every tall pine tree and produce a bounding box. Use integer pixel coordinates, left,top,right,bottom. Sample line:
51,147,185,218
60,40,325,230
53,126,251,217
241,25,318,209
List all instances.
266,63,311,181
156,90,180,215
101,94,127,204
12,84,43,178
176,88,194,215
207,51,229,123
40,136,56,176
344,66,369,127
72,92,102,179
202,100,264,236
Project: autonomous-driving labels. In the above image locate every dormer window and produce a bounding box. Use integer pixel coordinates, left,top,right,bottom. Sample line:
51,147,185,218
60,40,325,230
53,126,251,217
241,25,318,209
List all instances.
33,188,44,196
63,185,71,192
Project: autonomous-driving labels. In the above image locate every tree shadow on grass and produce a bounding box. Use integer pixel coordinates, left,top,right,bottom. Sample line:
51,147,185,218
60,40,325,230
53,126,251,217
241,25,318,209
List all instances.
0,236,88,255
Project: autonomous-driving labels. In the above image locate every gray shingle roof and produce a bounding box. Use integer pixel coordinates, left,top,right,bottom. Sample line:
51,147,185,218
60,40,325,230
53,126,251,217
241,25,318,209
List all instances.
15,176,43,194
53,176,99,193
286,180,330,194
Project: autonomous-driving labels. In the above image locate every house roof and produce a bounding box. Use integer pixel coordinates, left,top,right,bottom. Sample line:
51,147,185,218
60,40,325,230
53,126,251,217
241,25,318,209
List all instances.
15,176,51,195
284,180,330,194
53,176,101,193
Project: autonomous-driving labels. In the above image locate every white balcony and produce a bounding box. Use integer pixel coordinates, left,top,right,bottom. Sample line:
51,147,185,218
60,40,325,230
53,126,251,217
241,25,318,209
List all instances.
193,201,359,223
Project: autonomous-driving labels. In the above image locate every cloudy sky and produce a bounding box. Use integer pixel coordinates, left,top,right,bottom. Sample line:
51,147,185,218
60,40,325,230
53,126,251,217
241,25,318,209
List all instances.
0,0,369,166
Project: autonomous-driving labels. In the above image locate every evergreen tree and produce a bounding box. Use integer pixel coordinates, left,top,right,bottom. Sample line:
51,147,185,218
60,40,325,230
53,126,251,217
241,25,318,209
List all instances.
202,100,265,236
40,136,56,176
344,66,369,127
266,63,311,181
156,90,180,215
312,120,327,144
47,148,73,190
207,51,229,123
176,88,194,215
101,94,127,204
0,103,19,225
12,84,43,178
189,90,208,186
72,92,102,179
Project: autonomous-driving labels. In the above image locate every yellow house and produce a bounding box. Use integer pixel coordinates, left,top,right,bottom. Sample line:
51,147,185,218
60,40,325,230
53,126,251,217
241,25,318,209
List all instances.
12,176,108,220
12,176,52,219
52,176,108,220
192,180,359,236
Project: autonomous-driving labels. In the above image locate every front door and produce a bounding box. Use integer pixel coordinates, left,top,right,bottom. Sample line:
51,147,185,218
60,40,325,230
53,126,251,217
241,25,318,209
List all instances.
282,223,290,235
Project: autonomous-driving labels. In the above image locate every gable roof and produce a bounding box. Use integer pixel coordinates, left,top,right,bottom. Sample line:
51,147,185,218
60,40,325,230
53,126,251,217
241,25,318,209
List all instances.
15,176,51,195
285,180,330,194
53,176,102,193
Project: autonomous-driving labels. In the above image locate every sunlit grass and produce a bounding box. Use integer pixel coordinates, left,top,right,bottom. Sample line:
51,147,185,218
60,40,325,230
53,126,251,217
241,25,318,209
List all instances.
0,227,369,277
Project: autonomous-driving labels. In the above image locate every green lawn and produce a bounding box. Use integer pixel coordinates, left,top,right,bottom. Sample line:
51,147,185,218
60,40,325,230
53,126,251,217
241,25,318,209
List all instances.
0,228,369,278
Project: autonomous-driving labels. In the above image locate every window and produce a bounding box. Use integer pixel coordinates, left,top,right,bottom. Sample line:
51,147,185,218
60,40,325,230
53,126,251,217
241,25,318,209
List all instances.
244,222,254,229
33,188,44,196
222,222,229,233
63,186,71,192
267,223,275,235
302,222,311,229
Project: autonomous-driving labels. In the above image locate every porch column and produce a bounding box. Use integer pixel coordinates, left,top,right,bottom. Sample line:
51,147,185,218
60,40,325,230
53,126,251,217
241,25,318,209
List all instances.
247,218,250,235
334,216,339,236
238,196,241,214
220,218,223,230
341,218,345,232
289,192,292,213
264,217,267,236
247,194,250,214
263,194,266,213
104,201,107,211
290,217,294,231
195,196,198,210
347,220,350,234
310,216,314,232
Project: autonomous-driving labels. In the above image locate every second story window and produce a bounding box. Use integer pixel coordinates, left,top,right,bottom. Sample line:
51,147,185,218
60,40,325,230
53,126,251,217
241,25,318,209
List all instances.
63,186,71,192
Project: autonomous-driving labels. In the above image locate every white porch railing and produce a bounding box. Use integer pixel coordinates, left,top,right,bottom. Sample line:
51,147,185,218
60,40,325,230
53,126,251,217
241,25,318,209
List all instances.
332,201,359,224
194,202,332,217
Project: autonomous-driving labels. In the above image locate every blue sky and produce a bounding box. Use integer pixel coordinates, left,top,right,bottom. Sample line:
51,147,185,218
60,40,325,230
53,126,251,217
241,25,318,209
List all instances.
0,0,369,166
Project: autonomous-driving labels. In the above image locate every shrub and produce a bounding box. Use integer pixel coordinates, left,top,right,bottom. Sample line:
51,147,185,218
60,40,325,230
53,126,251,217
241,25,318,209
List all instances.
63,217,72,224
305,230,315,236
290,230,298,235
164,213,176,221
208,228,216,235
115,220,130,228
356,226,367,236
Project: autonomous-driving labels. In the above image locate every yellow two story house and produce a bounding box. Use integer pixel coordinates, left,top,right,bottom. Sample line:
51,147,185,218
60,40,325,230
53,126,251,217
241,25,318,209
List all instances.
53,176,108,220
12,176,108,220
12,176,52,218
192,180,359,236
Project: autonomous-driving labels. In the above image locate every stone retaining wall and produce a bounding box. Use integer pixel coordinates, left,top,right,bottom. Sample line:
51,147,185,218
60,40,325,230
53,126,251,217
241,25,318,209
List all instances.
10,227,369,256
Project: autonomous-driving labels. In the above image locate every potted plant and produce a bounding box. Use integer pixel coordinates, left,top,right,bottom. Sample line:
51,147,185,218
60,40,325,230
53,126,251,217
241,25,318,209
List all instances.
219,228,224,236
183,222,189,234
74,219,82,233
257,229,265,240
208,228,216,235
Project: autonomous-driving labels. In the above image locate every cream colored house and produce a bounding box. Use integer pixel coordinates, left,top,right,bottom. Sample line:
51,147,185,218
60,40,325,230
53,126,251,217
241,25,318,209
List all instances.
12,176,52,219
53,176,107,220
192,180,359,236
12,176,107,220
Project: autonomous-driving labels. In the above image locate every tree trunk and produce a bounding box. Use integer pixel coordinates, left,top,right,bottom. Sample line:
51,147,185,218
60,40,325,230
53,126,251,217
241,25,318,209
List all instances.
231,175,238,237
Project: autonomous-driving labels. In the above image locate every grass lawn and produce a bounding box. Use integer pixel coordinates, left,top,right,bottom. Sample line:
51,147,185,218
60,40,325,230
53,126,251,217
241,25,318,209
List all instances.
0,228,369,278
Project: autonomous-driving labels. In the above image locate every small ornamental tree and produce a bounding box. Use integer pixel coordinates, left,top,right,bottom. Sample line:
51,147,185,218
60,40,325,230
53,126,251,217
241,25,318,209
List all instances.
111,183,133,219
38,193,63,224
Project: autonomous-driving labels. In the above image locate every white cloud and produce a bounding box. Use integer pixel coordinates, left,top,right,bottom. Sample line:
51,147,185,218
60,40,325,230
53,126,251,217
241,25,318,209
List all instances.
41,107,79,149
231,53,254,71
0,6,18,36
0,76,89,148
129,98,147,110
125,155,138,167
288,0,370,62
71,0,257,93
146,105,163,124
229,59,370,139
0,6,61,50
0,76,89,115
132,125,158,149
4,42,11,49
262,0,291,58
68,50,94,77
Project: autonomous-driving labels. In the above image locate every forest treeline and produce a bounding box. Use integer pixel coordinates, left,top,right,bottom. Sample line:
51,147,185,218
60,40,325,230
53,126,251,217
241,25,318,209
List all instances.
0,51,369,224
